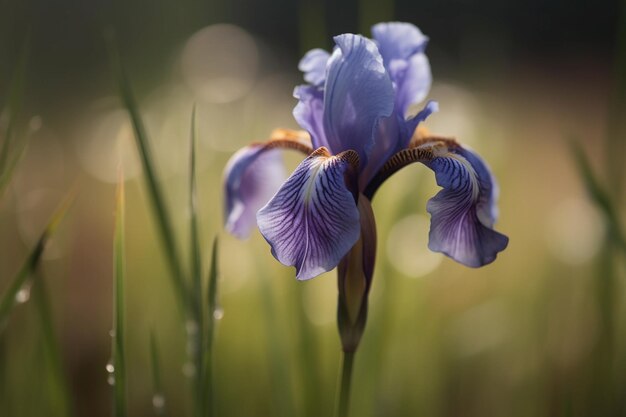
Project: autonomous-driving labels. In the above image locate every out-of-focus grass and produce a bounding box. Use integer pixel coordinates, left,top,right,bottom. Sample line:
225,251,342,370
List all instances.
0,191,74,332
1,8,625,417
0,37,29,198
111,173,127,417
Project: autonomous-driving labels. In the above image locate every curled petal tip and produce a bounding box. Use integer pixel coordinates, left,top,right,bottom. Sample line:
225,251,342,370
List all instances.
424,144,508,267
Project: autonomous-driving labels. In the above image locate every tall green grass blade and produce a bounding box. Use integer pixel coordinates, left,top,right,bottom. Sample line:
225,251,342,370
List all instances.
150,332,169,417
0,191,74,333
111,173,128,417
259,276,296,417
188,104,205,417
202,237,219,417
105,32,189,312
569,139,626,255
32,273,74,417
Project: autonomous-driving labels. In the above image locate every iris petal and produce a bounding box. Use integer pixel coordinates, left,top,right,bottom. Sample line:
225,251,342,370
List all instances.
322,34,395,166
372,22,432,116
293,85,329,149
394,53,432,116
257,147,361,280
424,143,508,267
299,48,330,86
223,132,312,239
371,22,429,63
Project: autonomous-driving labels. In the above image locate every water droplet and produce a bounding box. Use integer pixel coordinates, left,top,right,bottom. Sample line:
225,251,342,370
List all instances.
15,286,31,304
152,393,165,410
109,329,115,337
182,362,196,378
107,375,115,386
213,307,224,320
106,361,115,373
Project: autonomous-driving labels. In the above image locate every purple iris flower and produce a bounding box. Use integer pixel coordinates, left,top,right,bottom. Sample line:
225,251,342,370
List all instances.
223,22,508,282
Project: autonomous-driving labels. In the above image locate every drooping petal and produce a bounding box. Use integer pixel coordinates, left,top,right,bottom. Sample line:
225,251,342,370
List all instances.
371,22,429,63
223,133,313,239
298,48,330,86
293,85,329,149
257,147,361,280
424,143,508,267
322,34,395,167
362,138,507,267
372,22,432,116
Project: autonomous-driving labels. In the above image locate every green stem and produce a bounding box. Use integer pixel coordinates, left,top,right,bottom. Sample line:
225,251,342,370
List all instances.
335,350,355,417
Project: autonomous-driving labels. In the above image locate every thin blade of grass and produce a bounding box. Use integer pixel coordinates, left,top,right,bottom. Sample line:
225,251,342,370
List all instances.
150,332,169,417
32,272,74,417
105,31,189,313
569,138,626,255
0,190,74,332
188,104,205,417
111,173,127,417
202,237,219,417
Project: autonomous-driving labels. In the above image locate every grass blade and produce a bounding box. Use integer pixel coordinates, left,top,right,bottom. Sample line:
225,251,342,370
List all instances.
0,190,74,332
105,31,189,312
32,273,74,417
111,173,127,417
188,104,205,417
569,138,626,255
202,237,219,417
150,332,169,417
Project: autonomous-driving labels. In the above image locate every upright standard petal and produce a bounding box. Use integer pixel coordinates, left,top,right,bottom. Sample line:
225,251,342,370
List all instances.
371,22,429,63
372,22,432,116
423,142,508,267
223,132,313,239
293,85,329,149
299,48,330,86
322,34,395,167
257,147,361,280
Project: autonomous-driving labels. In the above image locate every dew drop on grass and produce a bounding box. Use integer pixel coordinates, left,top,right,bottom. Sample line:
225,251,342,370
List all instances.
213,307,224,320
106,361,115,373
109,329,115,338
107,375,115,386
152,393,166,410
15,286,31,304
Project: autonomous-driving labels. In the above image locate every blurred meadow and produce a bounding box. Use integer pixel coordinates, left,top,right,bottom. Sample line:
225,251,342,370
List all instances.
1,0,626,416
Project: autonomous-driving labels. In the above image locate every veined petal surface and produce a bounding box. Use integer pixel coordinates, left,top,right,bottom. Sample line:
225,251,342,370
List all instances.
257,147,361,280
422,142,508,267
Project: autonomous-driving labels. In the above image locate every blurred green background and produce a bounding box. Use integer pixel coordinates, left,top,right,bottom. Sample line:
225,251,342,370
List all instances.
1,0,625,416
